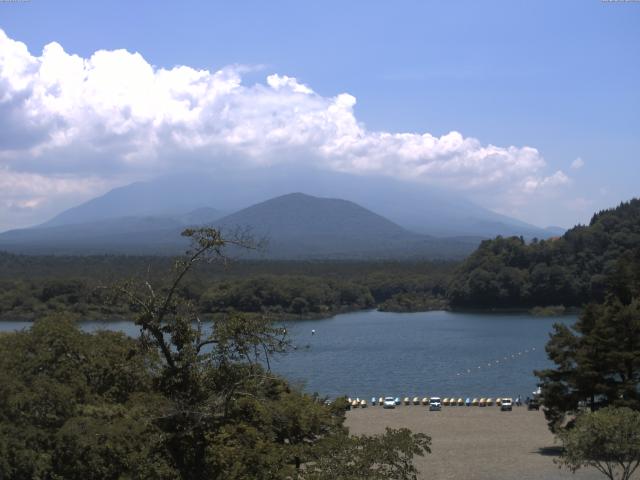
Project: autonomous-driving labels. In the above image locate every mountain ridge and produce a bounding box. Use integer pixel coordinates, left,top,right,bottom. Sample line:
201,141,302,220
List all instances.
0,192,480,259
32,169,555,239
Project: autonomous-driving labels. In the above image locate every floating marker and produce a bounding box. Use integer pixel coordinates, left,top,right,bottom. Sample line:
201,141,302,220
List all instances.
451,345,544,382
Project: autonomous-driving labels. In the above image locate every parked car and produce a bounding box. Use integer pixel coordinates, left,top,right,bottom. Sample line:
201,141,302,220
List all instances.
501,398,513,411
528,397,540,410
429,397,442,411
383,396,396,409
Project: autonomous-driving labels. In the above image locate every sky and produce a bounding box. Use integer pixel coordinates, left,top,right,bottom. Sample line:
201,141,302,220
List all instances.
0,0,638,231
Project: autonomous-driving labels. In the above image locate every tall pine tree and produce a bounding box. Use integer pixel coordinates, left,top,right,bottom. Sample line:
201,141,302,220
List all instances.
536,249,640,431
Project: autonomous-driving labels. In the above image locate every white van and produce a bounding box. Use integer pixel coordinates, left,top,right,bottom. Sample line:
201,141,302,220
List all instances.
429,397,442,411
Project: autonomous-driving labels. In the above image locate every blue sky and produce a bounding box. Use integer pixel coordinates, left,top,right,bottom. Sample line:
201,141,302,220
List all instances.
0,0,638,230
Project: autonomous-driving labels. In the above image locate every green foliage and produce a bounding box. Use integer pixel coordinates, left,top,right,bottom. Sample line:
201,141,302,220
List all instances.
200,275,375,316
535,249,640,431
0,252,455,319
0,229,433,479
378,293,448,313
302,427,431,480
556,407,640,480
0,315,167,480
448,199,640,308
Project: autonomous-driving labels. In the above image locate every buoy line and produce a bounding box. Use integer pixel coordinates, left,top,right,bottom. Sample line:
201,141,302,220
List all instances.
452,347,537,378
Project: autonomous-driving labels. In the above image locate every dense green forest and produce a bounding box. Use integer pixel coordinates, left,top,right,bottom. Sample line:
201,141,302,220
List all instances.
0,229,431,479
448,199,640,309
2,198,638,319
535,247,640,431
0,253,454,320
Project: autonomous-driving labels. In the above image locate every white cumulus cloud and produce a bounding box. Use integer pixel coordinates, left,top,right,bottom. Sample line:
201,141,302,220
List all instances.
0,29,570,230
571,157,584,170
522,170,571,193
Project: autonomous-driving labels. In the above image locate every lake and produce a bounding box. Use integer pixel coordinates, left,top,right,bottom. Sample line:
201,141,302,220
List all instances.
0,310,575,400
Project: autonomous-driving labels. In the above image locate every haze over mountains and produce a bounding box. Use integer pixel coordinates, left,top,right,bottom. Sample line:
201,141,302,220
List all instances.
0,169,563,258
40,168,558,237
0,193,480,258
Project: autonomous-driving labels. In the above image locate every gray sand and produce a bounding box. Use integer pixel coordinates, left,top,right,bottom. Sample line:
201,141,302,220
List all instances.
346,405,612,480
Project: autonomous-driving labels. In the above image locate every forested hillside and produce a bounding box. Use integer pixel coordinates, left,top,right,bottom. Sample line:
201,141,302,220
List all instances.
0,253,453,320
448,199,640,309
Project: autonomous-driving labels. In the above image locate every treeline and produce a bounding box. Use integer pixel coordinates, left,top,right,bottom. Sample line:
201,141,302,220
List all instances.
0,278,121,320
4,198,638,316
448,199,640,309
0,253,455,320
200,276,375,315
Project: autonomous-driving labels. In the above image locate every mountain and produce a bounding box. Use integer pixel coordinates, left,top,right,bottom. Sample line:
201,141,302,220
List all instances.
41,178,222,228
0,193,480,258
543,226,567,236
36,168,553,239
213,193,479,259
0,208,222,255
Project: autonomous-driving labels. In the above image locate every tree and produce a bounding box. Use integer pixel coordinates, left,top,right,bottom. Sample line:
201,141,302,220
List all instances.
448,199,640,309
112,228,335,478
0,315,171,480
301,428,431,480
0,228,433,479
535,250,640,431
556,407,640,480
111,227,432,479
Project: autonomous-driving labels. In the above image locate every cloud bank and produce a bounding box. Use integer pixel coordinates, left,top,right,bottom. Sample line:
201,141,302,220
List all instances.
0,29,569,230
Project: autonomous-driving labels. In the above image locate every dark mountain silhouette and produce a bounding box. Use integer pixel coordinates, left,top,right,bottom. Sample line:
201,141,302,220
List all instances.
214,193,479,259
0,193,479,259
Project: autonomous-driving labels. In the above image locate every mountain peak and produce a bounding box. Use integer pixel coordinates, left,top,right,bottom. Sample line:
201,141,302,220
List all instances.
27,168,553,239
0,190,480,259
216,191,409,238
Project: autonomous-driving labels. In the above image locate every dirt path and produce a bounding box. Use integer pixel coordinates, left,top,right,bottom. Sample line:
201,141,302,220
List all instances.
346,405,610,480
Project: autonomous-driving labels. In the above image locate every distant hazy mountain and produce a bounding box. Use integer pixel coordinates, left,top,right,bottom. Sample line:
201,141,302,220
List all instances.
171,207,222,226
214,193,478,259
0,208,222,255
543,226,567,236
0,193,479,258
41,178,222,227
36,167,554,239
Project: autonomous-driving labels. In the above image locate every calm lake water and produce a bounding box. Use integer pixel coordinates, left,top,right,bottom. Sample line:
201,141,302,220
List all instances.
0,310,575,400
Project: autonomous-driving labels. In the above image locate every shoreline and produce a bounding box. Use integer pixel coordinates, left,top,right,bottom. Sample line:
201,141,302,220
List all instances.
0,304,581,323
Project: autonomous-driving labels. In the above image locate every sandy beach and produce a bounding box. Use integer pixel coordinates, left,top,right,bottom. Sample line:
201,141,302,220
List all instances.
346,405,608,480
